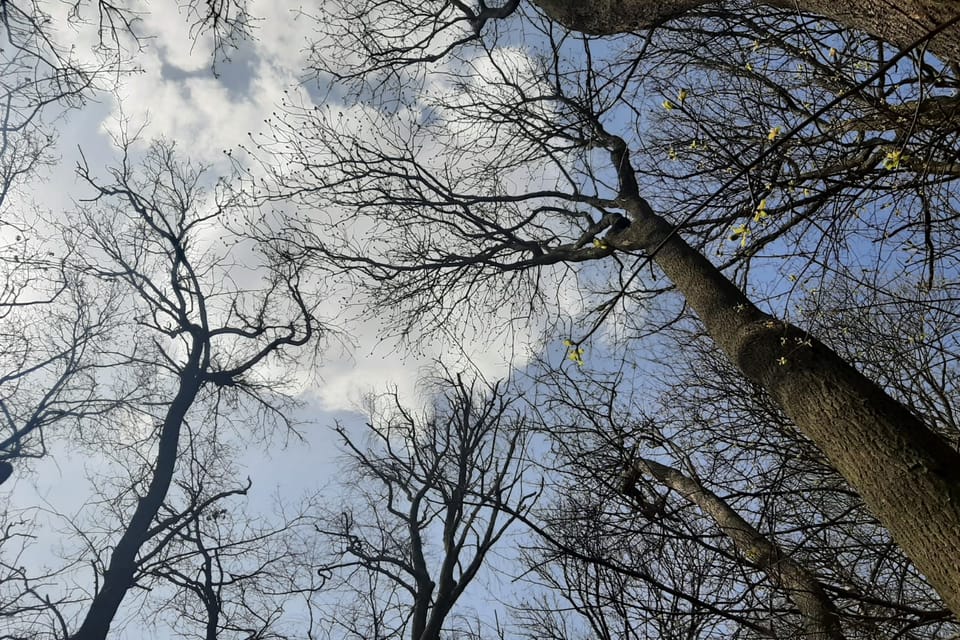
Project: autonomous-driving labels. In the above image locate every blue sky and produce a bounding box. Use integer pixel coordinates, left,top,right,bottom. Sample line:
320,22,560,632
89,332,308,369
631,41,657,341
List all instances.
8,3,954,637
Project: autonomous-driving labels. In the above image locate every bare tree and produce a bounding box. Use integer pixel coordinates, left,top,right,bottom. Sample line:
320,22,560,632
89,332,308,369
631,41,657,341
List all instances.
255,0,960,613
514,336,958,638
133,434,324,640
621,457,843,640
0,0,124,480
0,0,272,478
311,371,538,640
36,135,321,640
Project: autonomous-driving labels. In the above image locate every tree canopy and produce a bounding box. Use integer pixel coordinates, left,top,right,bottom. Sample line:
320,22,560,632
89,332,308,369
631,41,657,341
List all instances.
1,1,959,638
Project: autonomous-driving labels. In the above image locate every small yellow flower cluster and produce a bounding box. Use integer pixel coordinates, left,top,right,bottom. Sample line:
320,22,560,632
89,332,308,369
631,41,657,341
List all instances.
730,198,773,248
563,340,585,367
664,89,689,111
753,199,768,223
767,126,781,141
884,149,908,170
745,544,764,562
729,224,751,248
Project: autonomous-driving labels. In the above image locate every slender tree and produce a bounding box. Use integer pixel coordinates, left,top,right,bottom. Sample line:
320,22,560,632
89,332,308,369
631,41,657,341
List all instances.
58,136,319,640
520,334,957,638
622,457,844,640
134,449,324,640
311,372,538,640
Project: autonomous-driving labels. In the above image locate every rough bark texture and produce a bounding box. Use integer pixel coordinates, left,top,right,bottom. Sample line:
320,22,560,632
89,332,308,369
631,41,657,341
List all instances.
606,191,960,615
530,0,960,62
624,459,844,640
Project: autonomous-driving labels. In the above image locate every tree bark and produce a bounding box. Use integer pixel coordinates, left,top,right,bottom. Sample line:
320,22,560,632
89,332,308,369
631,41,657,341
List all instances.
530,0,960,63
522,0,960,612
70,363,203,640
604,182,960,614
623,459,845,640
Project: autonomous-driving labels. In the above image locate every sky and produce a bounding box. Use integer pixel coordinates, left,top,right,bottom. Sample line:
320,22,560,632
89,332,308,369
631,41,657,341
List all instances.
5,0,360,506
26,1,550,414
7,3,958,638
1,3,567,636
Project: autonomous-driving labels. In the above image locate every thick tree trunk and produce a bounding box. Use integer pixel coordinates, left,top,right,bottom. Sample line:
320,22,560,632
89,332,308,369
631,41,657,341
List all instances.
606,188,960,615
623,459,844,640
70,364,203,640
530,0,960,63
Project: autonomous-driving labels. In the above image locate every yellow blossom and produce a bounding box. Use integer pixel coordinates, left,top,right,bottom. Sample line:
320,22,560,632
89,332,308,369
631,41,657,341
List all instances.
753,199,768,222
668,147,678,160
662,99,675,110
777,356,788,366
592,238,608,249
562,339,585,366
677,88,688,105
767,126,781,141
729,224,751,248
884,149,907,170
746,62,753,72
745,545,764,562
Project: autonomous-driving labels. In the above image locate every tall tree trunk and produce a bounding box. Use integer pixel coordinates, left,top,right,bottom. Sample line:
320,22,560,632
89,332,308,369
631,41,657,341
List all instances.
530,0,960,63
521,0,960,612
623,459,845,640
70,364,203,640
603,174,960,613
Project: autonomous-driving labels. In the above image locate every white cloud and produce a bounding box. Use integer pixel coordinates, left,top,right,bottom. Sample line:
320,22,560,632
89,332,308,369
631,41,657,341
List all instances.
24,1,560,421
